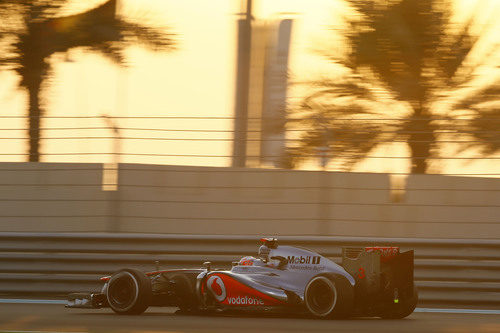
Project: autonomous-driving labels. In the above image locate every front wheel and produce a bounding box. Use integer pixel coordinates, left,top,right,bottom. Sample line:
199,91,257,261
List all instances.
106,268,152,315
304,274,353,319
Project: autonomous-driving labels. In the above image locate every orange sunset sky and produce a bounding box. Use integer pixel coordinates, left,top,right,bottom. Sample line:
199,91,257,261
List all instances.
0,0,498,176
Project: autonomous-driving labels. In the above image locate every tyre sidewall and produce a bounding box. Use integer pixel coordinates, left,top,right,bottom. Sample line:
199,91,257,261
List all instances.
106,269,151,315
305,274,353,319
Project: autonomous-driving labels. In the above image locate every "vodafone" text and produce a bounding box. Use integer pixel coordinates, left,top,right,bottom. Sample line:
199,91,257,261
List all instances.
227,296,264,305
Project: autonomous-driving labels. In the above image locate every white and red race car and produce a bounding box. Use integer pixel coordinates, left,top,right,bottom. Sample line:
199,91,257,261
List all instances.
67,238,417,319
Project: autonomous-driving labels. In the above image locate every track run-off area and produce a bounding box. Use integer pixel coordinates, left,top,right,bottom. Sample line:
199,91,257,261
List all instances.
0,301,499,333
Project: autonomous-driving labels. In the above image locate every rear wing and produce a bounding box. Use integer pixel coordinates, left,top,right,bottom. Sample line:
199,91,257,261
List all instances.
342,247,414,302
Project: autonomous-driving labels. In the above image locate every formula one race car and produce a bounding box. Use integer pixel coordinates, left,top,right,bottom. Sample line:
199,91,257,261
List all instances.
67,238,418,319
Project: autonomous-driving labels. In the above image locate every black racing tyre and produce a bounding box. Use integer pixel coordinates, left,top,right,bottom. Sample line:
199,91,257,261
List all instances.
170,273,198,312
106,268,152,315
304,274,354,319
379,285,418,319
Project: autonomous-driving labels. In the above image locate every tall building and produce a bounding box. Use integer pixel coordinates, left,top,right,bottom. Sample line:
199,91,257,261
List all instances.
233,16,293,168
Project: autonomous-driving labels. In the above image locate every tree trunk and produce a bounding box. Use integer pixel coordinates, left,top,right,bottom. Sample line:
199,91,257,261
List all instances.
407,104,434,174
26,76,43,162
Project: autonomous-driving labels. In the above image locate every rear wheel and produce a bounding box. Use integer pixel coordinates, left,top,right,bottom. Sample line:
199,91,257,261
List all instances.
304,274,353,319
106,268,152,315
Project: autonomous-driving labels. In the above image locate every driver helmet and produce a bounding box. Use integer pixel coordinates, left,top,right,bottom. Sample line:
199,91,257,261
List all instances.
258,245,270,262
238,256,256,266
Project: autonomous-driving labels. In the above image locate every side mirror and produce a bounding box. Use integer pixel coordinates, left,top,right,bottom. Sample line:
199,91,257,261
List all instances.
203,261,212,272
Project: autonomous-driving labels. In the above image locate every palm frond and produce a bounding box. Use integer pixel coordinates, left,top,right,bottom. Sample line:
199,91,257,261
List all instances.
90,41,125,65
117,19,174,51
439,20,477,82
467,108,500,155
25,0,69,21
286,119,401,171
455,84,500,110
296,0,498,173
451,83,500,155
0,0,176,162
287,75,405,170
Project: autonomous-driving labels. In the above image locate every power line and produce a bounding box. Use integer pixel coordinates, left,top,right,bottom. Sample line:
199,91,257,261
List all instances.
1,115,499,121
1,198,496,208
0,167,496,176
0,136,499,143
0,152,498,159
0,215,497,224
0,183,498,191
1,128,497,134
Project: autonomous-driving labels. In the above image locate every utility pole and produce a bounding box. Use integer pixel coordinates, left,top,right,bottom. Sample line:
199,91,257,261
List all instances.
102,115,121,233
232,0,253,167
318,129,331,235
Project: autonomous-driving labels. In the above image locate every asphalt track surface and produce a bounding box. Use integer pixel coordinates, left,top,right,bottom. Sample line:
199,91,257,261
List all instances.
1,303,500,333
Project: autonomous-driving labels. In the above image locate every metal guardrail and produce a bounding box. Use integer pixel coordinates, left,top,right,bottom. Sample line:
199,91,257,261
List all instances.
0,233,499,308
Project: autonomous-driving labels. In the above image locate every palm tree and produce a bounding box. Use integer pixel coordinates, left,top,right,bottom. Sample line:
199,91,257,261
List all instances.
287,0,499,173
0,0,174,161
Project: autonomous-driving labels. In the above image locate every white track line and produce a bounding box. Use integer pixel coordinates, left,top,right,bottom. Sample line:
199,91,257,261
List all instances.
1,299,499,315
0,299,66,304
0,331,87,333
414,307,500,315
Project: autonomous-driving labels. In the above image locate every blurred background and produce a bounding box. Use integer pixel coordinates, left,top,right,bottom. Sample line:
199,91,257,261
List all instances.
0,0,498,236
0,0,499,308
0,0,498,172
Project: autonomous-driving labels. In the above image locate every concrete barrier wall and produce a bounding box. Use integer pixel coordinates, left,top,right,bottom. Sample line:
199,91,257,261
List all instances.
0,162,498,238
0,163,109,232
